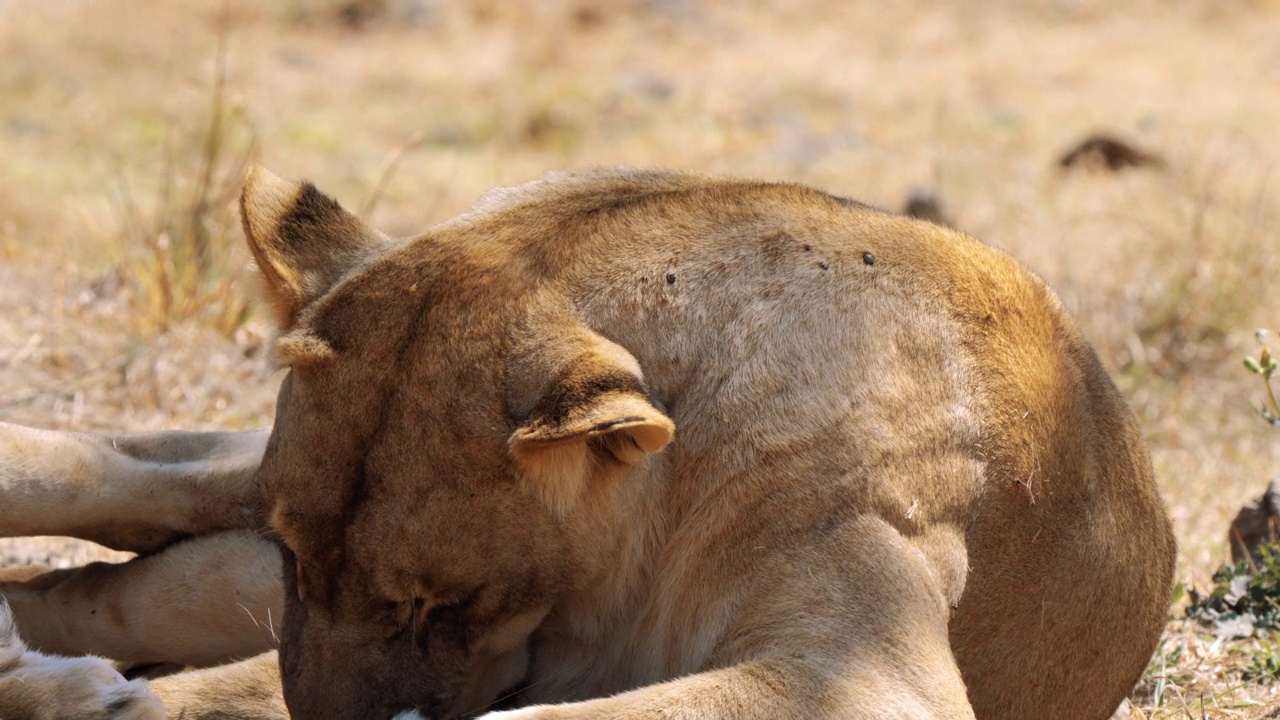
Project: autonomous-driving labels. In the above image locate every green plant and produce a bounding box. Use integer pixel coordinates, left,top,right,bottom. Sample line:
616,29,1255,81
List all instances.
1244,329,1279,426
1186,544,1280,638
1148,637,1186,709
1242,634,1280,683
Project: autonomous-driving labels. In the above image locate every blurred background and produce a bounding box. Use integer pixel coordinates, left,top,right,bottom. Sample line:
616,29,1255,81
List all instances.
1,1,1278,714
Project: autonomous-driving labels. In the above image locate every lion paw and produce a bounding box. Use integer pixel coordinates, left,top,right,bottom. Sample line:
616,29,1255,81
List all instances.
0,602,164,720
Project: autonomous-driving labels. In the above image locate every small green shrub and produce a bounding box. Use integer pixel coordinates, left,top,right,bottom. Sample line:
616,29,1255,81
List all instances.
1242,634,1280,683
1186,544,1280,639
1243,329,1279,426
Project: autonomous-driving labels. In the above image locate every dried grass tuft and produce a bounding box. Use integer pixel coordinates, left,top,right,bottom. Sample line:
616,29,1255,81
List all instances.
100,6,257,339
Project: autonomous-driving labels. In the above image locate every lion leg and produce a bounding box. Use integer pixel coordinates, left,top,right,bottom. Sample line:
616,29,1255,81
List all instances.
0,600,164,720
0,422,268,553
485,516,975,720
483,658,973,720
0,531,282,668
148,651,287,720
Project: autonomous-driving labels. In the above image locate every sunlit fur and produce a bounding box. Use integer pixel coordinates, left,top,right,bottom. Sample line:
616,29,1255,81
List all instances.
0,166,1175,720
0,601,164,720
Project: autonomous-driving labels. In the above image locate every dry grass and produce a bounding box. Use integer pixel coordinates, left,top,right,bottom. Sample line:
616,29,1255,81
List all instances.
1,0,1279,714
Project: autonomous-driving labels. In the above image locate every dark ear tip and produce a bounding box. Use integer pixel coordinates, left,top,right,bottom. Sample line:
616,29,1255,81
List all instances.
288,181,351,229
242,166,307,244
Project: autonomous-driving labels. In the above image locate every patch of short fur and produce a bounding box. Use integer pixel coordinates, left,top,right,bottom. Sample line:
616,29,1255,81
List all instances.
0,601,164,720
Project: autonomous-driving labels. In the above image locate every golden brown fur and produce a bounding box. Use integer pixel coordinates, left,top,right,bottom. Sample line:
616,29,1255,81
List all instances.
0,424,266,554
0,166,1175,719
0,424,279,669
0,423,283,718
0,601,164,720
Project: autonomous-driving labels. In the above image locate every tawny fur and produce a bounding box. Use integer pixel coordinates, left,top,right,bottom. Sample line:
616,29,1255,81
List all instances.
1,531,281,668
0,166,1176,720
0,601,164,720
0,422,266,553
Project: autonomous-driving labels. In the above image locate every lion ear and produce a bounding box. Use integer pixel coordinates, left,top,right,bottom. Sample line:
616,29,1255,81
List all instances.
240,165,390,332
509,339,674,516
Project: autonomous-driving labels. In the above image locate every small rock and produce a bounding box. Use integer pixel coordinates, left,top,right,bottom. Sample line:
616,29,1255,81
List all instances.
1058,133,1166,172
902,188,952,228
1229,478,1280,564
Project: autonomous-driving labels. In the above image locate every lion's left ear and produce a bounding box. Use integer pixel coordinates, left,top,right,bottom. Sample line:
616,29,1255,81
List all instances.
241,165,391,333
509,336,674,516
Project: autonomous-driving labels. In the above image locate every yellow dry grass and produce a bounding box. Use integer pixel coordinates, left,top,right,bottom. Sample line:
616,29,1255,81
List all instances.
1,0,1278,715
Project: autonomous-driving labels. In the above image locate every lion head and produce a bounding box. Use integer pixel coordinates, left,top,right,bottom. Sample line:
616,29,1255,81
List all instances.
243,167,674,718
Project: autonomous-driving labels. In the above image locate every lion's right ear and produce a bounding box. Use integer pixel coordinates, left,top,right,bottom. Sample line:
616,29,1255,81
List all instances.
241,165,390,332
508,332,674,517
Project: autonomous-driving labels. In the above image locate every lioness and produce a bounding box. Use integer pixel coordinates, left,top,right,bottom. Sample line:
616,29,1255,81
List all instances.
0,166,1175,719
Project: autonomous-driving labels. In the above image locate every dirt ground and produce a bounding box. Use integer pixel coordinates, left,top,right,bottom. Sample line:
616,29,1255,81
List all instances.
2,0,1279,715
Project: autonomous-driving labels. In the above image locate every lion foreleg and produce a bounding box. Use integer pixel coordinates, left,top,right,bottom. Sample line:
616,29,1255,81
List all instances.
0,422,267,553
0,531,281,668
484,516,975,720
148,651,287,720
482,656,966,720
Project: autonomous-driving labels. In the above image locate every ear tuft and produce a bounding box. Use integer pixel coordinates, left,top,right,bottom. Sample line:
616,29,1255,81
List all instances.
274,327,338,367
509,440,595,518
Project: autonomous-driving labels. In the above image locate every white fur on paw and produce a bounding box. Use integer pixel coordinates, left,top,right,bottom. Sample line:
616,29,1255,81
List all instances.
392,711,428,720
0,601,165,720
